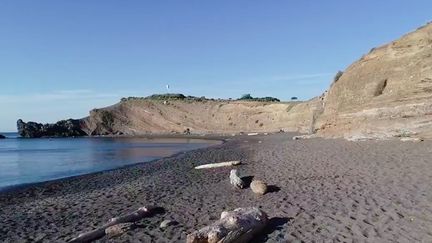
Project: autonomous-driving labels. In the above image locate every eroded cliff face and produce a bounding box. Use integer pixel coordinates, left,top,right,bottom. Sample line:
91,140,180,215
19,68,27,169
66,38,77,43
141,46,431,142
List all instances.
81,99,320,135
315,23,432,140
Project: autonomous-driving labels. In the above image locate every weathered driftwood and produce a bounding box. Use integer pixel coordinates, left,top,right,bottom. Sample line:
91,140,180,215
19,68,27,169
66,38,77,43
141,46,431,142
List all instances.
230,169,245,189
68,206,155,243
195,161,241,170
247,133,259,136
292,134,316,140
186,207,268,243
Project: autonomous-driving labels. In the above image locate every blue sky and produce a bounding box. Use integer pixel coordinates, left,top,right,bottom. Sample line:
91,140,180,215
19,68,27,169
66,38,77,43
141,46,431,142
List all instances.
0,1,431,131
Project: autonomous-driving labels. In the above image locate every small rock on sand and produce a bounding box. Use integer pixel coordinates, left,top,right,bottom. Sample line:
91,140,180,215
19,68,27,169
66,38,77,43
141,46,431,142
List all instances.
230,169,245,189
160,219,177,228
250,180,268,195
105,223,134,238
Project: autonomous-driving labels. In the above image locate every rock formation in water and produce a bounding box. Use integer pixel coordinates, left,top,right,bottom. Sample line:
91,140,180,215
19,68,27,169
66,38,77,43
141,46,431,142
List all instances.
0,134,5,139
17,22,432,139
17,119,87,138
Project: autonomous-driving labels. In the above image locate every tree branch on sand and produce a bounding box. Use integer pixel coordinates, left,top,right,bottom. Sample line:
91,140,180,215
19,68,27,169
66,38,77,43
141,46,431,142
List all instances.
68,206,162,243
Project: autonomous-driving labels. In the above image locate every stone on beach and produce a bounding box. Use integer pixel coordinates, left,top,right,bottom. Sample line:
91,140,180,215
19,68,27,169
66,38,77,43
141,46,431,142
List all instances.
105,223,134,238
230,169,245,189
250,180,268,195
160,219,177,228
186,207,268,243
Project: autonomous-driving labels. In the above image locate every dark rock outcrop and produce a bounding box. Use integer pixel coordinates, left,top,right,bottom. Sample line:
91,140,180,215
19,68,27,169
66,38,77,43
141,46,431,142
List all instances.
0,134,5,139
17,119,87,138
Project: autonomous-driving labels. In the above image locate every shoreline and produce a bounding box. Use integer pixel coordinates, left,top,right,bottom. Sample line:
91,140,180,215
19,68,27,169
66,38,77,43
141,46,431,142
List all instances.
0,135,227,194
1,133,431,242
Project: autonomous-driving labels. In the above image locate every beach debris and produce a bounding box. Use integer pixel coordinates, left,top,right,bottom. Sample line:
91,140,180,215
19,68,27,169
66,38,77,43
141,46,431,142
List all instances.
186,207,268,243
250,180,268,195
194,161,241,169
400,137,423,142
230,169,245,189
292,134,316,140
32,233,47,242
68,206,159,243
105,223,135,238
160,219,177,229
247,132,259,136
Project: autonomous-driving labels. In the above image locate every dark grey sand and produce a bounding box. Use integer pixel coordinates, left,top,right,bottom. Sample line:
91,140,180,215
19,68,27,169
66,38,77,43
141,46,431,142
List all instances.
1,133,432,242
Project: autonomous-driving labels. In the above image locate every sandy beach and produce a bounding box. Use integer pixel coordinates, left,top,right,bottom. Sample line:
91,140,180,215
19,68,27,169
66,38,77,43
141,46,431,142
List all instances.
1,133,431,242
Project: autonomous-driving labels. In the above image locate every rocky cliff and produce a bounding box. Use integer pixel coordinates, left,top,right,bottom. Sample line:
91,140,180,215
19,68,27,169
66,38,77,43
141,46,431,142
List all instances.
80,98,320,135
315,22,432,140
17,23,432,139
17,119,87,138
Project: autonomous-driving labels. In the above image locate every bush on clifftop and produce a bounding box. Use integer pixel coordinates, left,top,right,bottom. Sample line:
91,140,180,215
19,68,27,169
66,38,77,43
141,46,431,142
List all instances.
237,94,280,102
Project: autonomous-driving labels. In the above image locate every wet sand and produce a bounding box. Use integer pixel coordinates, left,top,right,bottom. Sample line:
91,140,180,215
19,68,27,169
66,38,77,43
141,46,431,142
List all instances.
0,133,431,242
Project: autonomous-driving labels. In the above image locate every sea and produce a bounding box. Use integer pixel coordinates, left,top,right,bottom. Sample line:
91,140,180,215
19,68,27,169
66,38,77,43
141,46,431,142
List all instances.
0,132,217,190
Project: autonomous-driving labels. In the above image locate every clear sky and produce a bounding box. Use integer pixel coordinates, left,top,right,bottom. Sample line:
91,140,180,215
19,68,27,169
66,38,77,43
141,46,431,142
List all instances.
0,1,431,131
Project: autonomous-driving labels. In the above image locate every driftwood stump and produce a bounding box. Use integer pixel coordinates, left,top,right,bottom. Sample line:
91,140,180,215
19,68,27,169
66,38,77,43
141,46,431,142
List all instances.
68,206,157,242
186,207,268,243
230,169,245,189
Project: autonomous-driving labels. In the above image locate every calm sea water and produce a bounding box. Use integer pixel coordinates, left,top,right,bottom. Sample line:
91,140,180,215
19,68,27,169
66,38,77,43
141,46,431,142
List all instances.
0,133,217,190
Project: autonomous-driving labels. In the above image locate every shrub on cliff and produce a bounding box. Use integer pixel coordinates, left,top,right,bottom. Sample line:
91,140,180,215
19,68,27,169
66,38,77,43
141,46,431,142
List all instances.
237,94,280,102
146,93,187,100
239,94,253,100
99,110,114,127
333,71,343,83
121,94,213,102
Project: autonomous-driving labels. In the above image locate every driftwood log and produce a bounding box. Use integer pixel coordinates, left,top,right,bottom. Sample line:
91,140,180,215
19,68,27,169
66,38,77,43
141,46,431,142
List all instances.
195,161,241,169
186,207,268,243
68,206,157,243
230,169,245,189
